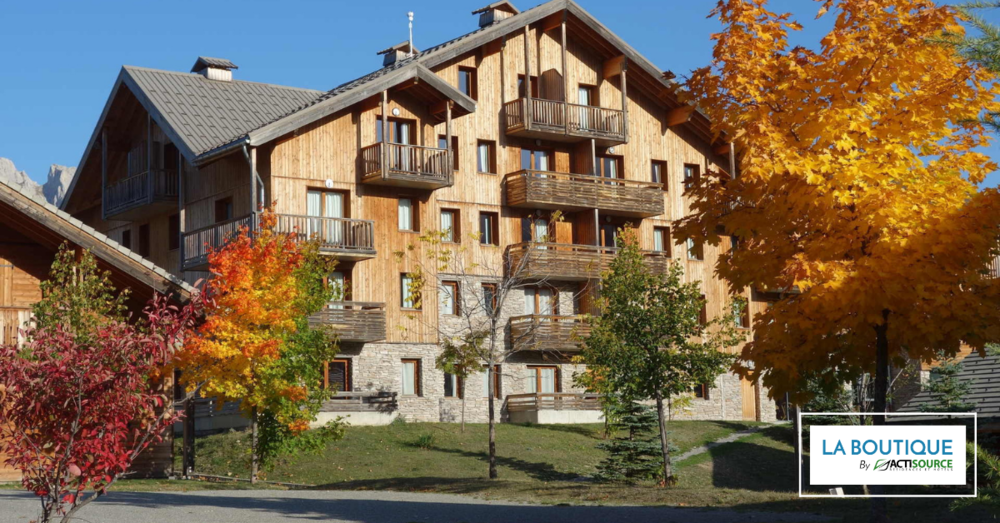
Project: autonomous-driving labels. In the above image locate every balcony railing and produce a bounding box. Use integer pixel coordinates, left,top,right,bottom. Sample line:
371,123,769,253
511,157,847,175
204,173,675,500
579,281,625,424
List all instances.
182,214,376,271
103,169,178,220
308,301,386,343
360,142,451,189
503,98,626,145
504,170,663,218
509,314,591,352
321,391,398,413
506,393,603,413
506,242,670,281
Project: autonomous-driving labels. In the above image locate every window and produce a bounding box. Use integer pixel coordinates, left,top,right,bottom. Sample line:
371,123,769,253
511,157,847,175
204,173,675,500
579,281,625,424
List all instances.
683,164,701,191
517,74,539,98
479,212,499,245
438,135,459,171
401,359,421,396
398,198,417,231
440,280,459,316
687,237,704,261
477,140,496,174
577,84,596,106
693,383,710,399
121,229,132,250
482,365,501,398
401,274,420,309
730,235,741,252
440,209,459,242
520,147,552,171
734,299,750,329
376,117,415,144
321,359,351,392
652,160,667,189
137,223,150,257
168,214,180,251
524,286,555,316
522,214,551,243
596,155,622,179
482,283,498,315
458,67,477,100
444,373,462,398
653,227,671,255
526,366,559,394
215,197,233,223
699,294,708,326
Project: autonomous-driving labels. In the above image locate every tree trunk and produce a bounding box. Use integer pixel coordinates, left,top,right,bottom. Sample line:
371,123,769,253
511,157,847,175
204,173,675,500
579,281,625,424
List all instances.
487,365,498,479
654,391,675,486
869,311,890,523
250,406,259,484
183,397,195,476
461,380,467,433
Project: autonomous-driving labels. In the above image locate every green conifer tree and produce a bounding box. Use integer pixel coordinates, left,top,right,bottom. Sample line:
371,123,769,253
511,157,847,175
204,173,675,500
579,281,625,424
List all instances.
595,400,671,483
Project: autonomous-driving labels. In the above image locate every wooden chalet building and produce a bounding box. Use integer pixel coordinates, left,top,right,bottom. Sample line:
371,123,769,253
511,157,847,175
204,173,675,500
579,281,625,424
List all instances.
61,0,776,424
0,178,195,480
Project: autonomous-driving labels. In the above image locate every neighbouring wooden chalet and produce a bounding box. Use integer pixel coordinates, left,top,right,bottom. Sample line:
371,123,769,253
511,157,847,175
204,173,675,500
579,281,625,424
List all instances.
0,178,195,480
60,0,777,426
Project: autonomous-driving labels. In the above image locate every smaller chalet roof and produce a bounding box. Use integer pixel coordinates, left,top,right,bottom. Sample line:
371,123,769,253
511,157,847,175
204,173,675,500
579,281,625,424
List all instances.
191,56,239,72
472,1,519,15
897,352,1000,419
0,178,194,302
377,41,419,56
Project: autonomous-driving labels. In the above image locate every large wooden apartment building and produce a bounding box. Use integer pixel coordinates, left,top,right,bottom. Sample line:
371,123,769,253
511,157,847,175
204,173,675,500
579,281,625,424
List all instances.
61,0,776,424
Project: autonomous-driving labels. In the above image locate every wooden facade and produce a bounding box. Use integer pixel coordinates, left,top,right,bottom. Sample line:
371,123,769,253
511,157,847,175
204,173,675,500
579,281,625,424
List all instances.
62,0,770,422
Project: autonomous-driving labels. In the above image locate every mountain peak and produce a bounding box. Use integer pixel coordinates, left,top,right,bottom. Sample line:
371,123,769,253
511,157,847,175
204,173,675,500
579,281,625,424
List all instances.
0,157,74,206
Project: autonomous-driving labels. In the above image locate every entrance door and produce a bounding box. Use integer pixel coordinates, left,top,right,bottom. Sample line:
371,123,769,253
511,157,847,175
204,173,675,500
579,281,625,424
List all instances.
741,376,759,421
327,359,350,393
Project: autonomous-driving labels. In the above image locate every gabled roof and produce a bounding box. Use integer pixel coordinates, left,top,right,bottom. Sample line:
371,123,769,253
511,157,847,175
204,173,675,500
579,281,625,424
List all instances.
192,56,238,72
0,178,195,302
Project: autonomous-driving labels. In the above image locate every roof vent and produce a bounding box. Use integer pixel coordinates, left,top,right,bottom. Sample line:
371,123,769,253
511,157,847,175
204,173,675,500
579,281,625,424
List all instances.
377,41,419,67
472,1,519,28
191,56,238,82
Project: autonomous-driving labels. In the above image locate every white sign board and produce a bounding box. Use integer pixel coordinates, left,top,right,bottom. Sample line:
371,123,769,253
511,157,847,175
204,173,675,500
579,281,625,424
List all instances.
809,425,966,486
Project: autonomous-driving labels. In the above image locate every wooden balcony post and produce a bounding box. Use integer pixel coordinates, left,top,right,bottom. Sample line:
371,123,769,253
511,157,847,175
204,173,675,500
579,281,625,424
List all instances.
621,57,629,142
446,100,453,186
729,141,737,179
381,90,389,181
523,25,531,132
561,12,568,136
249,146,258,216
101,127,107,217
178,148,185,274
147,113,153,205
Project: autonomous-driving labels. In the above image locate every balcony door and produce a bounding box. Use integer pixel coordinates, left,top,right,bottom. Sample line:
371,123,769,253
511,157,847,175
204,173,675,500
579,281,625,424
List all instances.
577,85,596,129
524,286,555,316
307,189,346,246
378,117,415,172
526,366,559,394
323,359,350,393
521,147,552,172
328,270,346,309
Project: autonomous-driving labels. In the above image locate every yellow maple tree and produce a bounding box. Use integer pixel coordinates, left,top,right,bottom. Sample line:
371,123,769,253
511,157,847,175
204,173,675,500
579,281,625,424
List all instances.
678,0,1000,413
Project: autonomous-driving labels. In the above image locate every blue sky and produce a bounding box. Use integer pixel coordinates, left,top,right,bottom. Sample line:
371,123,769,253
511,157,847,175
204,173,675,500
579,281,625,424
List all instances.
1,0,997,185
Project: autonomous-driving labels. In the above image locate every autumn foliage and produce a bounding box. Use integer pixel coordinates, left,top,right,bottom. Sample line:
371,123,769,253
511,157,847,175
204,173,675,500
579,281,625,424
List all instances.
0,248,204,523
678,0,1000,401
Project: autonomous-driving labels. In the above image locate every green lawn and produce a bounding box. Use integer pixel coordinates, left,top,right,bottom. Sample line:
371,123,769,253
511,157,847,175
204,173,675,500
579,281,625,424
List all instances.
4,420,990,522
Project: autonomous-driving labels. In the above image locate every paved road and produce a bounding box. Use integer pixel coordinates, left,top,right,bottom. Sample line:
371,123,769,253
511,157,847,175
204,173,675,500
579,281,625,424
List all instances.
0,490,830,523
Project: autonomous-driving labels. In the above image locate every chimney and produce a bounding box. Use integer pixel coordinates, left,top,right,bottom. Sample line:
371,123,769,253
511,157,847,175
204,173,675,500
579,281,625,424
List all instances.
377,41,419,67
191,56,238,82
472,1,519,28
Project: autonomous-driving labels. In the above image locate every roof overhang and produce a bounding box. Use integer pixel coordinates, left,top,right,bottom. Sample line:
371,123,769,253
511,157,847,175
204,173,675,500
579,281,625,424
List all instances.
247,64,476,147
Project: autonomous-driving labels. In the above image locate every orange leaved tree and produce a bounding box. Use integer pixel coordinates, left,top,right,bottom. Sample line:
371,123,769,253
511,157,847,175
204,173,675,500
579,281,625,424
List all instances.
678,0,1000,452
178,209,340,482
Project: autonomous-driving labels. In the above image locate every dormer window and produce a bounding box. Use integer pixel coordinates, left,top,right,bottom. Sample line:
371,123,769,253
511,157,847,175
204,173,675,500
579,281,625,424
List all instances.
472,1,519,28
377,41,419,67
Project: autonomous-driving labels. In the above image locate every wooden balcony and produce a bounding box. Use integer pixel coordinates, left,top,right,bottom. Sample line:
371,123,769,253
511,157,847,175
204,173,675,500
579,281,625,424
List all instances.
320,392,398,413
506,242,670,281
308,301,386,343
506,393,604,424
509,314,590,352
182,214,376,271
503,98,626,146
504,170,663,218
360,142,452,189
102,169,178,221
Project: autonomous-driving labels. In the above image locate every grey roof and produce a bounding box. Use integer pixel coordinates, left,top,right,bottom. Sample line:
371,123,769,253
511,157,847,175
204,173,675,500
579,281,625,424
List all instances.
0,177,195,297
377,41,419,55
192,56,239,72
898,352,1000,418
123,66,322,158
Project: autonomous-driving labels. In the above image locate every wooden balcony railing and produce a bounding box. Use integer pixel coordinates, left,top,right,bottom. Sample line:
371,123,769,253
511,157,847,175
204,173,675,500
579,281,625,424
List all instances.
321,391,398,413
360,142,451,188
503,97,626,144
103,169,178,219
506,393,603,412
509,314,591,352
182,214,376,271
504,170,663,218
507,242,670,281
308,301,386,343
